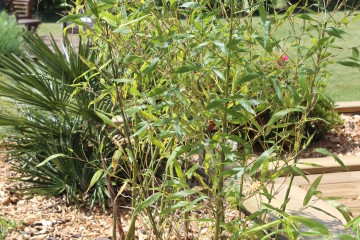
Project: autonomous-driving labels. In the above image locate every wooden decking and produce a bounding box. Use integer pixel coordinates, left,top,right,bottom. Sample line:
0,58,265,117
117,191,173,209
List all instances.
292,171,360,217
274,170,360,217
242,156,360,237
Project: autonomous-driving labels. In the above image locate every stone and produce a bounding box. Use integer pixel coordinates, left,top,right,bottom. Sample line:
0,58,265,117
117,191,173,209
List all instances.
2,196,11,205
200,228,208,235
30,234,48,239
26,215,38,225
10,196,19,203
41,219,52,227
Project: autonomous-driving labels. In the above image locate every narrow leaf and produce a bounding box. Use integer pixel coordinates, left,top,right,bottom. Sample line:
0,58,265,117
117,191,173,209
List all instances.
267,108,302,127
303,175,322,206
36,153,66,167
85,169,103,194
314,148,348,171
134,193,162,215
249,147,276,176
258,1,267,24
95,111,117,128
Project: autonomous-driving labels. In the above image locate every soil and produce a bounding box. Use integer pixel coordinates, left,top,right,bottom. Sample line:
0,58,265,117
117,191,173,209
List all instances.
1,113,359,239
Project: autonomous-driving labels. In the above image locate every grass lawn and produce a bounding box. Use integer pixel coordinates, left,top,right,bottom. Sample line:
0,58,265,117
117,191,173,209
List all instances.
34,11,360,101
324,19,360,101
37,22,62,38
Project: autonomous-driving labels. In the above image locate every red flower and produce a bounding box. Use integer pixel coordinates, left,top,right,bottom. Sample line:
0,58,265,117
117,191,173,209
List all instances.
209,120,214,131
282,55,289,62
277,53,289,68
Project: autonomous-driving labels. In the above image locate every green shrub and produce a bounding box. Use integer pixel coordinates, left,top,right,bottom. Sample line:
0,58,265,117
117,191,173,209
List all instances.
1,0,360,239
0,11,24,55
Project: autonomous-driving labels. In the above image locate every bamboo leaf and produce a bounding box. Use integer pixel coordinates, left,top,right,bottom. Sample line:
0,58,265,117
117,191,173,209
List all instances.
214,41,230,56
134,193,162,216
85,169,104,194
267,108,302,128
161,201,189,215
100,0,115,4
271,78,282,100
338,61,360,68
292,216,329,235
112,150,122,172
95,110,117,128
264,20,271,48
132,123,148,137
352,47,359,59
206,99,227,110
151,138,165,150
314,148,348,171
297,14,317,22
324,27,345,39
180,2,201,8
114,14,150,32
238,73,259,84
303,175,322,206
167,190,197,201
249,147,276,176
174,65,199,73
102,11,118,27
114,181,129,202
258,1,267,24
139,110,158,122
58,14,88,23
238,99,255,115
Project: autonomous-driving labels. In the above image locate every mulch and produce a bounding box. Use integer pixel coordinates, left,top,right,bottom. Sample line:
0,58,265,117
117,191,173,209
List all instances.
302,113,360,158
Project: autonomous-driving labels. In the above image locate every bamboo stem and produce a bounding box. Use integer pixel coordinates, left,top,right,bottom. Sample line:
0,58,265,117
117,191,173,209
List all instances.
214,0,234,239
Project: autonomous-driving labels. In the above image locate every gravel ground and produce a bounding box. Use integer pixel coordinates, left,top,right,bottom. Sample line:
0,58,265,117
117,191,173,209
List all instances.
0,158,239,240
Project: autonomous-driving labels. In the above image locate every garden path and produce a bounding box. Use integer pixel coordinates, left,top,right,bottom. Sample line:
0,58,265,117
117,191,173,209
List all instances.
40,35,79,52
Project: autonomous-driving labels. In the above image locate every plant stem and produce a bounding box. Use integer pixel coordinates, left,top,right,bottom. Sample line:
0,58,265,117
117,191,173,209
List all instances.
214,0,234,239
100,151,125,240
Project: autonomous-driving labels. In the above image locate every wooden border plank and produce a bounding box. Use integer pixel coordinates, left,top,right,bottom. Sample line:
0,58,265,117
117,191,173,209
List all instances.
296,156,360,174
262,156,360,177
275,171,360,186
335,101,360,113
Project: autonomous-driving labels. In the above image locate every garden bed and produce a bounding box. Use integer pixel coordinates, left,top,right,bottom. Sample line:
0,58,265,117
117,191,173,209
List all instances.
1,112,360,239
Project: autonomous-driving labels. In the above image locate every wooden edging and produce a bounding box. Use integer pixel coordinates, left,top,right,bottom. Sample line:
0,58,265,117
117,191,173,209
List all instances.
274,170,360,186
258,156,360,177
295,156,360,174
335,101,360,113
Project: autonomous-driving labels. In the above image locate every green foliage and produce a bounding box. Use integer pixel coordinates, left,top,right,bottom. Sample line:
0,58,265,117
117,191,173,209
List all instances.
1,0,360,239
0,11,24,55
308,94,342,139
0,34,115,207
0,216,22,240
